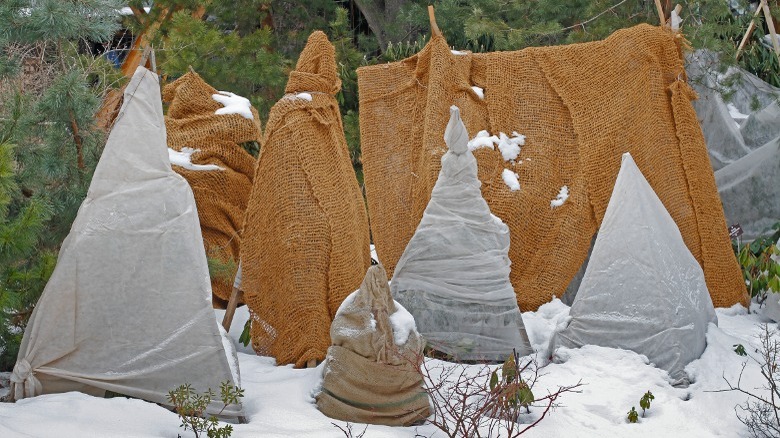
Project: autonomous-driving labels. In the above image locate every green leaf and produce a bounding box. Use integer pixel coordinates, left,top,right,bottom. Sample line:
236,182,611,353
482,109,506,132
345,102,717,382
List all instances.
628,407,639,423
734,344,747,357
239,319,251,347
490,370,499,391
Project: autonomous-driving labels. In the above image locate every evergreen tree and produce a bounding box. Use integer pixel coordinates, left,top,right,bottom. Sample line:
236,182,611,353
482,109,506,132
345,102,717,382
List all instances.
0,0,123,370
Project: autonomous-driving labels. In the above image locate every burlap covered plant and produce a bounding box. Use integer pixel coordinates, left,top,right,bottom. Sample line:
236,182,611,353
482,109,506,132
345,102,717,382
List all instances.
163,71,261,308
316,263,430,426
242,31,371,367
357,24,747,311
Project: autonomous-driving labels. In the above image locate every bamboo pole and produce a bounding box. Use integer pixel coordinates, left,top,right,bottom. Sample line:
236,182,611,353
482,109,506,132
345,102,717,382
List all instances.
736,0,766,61
221,287,244,332
761,0,780,62
654,0,666,26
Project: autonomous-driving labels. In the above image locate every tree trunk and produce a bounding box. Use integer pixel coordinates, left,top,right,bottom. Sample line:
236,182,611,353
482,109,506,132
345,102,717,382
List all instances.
353,0,410,51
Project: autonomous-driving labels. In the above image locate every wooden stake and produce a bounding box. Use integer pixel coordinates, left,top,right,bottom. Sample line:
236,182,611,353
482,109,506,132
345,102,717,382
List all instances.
761,0,780,61
654,0,666,26
428,5,442,37
736,1,765,61
221,286,244,332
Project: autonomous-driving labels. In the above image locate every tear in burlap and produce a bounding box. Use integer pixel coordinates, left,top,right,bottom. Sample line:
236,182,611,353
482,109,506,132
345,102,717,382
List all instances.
316,264,430,426
163,72,261,308
242,31,371,367
357,24,746,311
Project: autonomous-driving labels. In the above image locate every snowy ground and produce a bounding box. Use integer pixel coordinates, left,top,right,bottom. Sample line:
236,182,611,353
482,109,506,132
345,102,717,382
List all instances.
0,301,775,437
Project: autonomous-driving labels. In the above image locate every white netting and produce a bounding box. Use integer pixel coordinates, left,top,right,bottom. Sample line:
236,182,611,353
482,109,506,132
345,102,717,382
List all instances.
390,106,533,361
548,153,717,384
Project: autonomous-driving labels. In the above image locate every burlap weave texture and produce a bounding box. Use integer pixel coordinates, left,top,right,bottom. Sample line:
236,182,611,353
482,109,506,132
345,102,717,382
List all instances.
242,31,371,367
358,24,746,311
163,72,261,308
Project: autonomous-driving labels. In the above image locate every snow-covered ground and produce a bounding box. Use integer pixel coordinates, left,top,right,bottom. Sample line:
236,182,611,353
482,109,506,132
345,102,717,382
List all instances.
0,301,775,437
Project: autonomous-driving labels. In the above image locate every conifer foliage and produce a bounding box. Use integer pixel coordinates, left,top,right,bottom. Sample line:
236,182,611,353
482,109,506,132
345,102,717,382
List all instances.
0,0,123,370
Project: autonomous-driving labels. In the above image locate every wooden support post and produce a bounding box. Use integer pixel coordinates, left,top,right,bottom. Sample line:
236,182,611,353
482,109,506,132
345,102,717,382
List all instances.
654,0,666,26
736,0,766,61
761,0,780,61
221,286,244,332
428,5,442,37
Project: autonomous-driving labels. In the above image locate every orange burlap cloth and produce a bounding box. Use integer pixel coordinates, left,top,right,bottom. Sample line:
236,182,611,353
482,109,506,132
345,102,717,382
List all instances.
163,72,261,308
357,24,747,311
242,31,371,367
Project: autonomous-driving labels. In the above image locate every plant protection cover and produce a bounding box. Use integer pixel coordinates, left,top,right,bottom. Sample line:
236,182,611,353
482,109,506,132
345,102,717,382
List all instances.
548,153,717,384
10,67,242,416
391,106,533,361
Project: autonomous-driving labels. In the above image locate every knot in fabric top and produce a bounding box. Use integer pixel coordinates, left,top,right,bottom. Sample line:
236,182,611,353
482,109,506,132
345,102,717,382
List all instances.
285,31,341,95
444,105,469,155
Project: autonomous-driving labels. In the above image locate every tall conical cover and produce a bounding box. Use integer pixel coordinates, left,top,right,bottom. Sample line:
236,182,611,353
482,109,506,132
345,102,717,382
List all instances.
548,153,717,383
241,31,371,367
9,67,242,416
391,106,533,361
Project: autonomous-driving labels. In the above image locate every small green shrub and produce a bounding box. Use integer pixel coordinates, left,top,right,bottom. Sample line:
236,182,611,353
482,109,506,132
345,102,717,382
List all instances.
627,406,639,423
490,352,535,414
734,344,748,357
167,381,244,438
639,391,654,417
733,222,780,301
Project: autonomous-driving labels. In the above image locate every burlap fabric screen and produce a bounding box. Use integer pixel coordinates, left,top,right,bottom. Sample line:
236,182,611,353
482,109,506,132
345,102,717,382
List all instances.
358,24,746,311
163,72,261,308
242,31,371,367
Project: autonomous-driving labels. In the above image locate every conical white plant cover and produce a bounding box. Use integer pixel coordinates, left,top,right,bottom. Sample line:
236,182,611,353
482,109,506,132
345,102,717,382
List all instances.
548,153,717,383
10,67,242,416
391,106,533,361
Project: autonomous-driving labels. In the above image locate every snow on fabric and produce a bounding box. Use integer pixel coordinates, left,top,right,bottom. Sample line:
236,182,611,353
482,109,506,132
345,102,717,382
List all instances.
467,130,497,150
466,129,524,160
8,67,242,416
502,168,520,191
551,185,569,207
212,91,254,119
168,147,224,171
471,86,484,100
317,264,430,426
497,131,525,161
391,106,533,361
548,153,717,384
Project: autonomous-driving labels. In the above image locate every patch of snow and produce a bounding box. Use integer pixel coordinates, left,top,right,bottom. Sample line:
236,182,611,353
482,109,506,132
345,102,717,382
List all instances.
471,86,484,100
168,147,223,171
467,130,498,151
295,92,313,101
502,168,520,191
212,91,253,119
497,132,525,161
451,49,467,55
389,301,417,346
551,185,570,208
